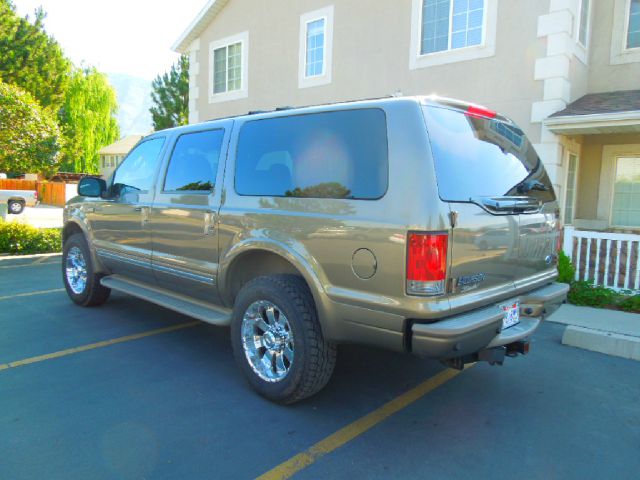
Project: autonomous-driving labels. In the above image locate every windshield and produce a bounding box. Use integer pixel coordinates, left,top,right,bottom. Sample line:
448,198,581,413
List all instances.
423,106,556,204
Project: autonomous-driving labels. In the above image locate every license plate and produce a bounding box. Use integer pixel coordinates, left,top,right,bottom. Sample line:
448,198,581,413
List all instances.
500,302,520,330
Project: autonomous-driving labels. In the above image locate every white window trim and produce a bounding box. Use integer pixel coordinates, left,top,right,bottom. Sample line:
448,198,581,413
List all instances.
610,0,640,65
409,0,498,70
298,6,334,89
563,150,580,225
597,144,640,227
208,31,249,104
574,0,591,65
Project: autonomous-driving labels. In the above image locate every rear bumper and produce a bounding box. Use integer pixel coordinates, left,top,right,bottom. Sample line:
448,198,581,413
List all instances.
411,282,569,359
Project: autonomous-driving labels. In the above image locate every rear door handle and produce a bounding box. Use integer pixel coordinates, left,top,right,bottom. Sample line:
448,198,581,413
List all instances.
133,206,143,212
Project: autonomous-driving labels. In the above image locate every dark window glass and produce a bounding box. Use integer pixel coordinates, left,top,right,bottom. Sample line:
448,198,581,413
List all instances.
164,129,225,192
112,138,165,193
423,106,556,203
235,109,388,199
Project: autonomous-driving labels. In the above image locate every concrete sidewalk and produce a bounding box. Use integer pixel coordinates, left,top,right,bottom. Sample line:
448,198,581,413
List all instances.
548,304,640,361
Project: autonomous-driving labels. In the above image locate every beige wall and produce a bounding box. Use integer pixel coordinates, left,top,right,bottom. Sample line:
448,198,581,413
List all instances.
193,0,547,142
576,134,640,220
588,0,640,93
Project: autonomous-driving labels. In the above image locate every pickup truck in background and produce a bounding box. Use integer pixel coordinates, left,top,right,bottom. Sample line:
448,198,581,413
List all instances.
0,189,38,214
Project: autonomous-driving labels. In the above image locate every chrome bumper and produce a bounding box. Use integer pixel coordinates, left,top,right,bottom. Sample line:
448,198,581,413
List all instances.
411,282,569,359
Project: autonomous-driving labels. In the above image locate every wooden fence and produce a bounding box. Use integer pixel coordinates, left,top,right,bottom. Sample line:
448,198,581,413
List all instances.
0,179,67,207
563,226,640,292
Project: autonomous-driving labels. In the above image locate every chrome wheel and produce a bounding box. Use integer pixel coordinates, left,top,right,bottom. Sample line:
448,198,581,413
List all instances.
65,246,87,295
9,201,22,214
241,300,294,383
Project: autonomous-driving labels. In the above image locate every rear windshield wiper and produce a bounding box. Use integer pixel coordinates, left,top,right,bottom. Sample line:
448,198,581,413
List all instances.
514,179,549,194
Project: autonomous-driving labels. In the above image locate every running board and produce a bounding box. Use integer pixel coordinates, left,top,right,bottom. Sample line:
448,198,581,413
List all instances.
100,275,231,326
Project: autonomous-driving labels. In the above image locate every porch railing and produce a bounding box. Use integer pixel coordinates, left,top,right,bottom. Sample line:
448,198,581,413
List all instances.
562,226,640,292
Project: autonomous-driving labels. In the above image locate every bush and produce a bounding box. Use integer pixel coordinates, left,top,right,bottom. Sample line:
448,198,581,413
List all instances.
567,280,619,308
0,220,61,255
557,251,575,284
618,295,640,314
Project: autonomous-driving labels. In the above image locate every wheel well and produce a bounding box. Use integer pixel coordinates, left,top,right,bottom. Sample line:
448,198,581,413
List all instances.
8,198,25,204
224,250,304,306
62,222,84,244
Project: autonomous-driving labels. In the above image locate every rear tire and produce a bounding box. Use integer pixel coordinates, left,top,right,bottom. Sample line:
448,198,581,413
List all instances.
231,274,337,404
8,200,24,214
62,233,111,307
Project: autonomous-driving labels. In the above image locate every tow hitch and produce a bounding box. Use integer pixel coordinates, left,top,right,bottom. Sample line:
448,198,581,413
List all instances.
441,340,530,370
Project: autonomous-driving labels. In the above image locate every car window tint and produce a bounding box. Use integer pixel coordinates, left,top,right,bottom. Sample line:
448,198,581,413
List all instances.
423,106,555,203
164,129,225,192
112,138,165,193
235,109,388,199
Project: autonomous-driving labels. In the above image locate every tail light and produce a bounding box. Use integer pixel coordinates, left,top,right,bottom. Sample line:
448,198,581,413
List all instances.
407,232,448,296
34,190,38,200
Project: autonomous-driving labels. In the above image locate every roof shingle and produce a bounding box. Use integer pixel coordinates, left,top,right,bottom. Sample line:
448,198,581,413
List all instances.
550,90,640,117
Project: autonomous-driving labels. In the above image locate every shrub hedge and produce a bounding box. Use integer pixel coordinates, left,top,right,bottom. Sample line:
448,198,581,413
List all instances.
558,251,640,314
0,220,61,255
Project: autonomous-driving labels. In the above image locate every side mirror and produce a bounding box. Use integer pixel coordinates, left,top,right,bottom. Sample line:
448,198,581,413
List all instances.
78,177,107,197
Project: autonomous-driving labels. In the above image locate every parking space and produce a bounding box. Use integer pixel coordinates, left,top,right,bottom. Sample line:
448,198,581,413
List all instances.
1,258,639,479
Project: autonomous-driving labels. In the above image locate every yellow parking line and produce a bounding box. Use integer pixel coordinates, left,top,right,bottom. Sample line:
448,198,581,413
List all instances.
257,365,474,480
0,288,65,301
0,321,200,372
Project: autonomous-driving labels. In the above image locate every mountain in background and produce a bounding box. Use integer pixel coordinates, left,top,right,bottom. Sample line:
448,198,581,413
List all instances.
108,73,153,137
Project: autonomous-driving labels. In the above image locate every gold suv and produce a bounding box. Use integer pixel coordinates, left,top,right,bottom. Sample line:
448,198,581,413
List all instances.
62,96,568,403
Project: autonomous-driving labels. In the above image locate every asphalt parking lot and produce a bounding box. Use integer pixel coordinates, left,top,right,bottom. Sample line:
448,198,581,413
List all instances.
1,256,639,480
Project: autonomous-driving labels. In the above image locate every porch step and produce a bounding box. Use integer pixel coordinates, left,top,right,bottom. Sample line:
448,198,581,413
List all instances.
100,275,232,326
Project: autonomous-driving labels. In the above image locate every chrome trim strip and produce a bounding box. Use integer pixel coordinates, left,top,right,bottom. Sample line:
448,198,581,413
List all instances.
152,262,216,285
96,248,215,285
96,248,151,269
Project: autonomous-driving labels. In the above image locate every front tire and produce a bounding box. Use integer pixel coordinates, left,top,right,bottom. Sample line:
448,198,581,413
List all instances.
62,233,111,306
8,200,24,214
231,274,337,404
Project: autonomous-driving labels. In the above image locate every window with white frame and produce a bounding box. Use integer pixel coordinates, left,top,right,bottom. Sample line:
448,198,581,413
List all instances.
208,32,249,103
577,0,591,47
564,153,579,224
299,6,334,88
421,0,484,55
628,0,640,49
410,0,496,69
213,42,242,94
611,156,640,227
305,18,326,77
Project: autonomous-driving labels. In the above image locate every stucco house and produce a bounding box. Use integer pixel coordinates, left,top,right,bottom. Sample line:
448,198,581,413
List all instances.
174,0,640,291
98,135,143,179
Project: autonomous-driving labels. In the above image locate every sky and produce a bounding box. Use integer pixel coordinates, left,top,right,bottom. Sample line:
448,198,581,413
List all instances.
12,0,208,80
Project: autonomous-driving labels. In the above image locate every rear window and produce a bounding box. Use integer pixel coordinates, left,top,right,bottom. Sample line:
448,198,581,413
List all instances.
423,106,555,203
235,109,388,199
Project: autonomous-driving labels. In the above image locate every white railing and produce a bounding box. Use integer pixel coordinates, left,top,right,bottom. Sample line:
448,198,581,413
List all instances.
563,226,640,292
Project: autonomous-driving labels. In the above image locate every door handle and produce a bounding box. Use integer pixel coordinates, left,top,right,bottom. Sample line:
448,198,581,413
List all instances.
133,206,143,212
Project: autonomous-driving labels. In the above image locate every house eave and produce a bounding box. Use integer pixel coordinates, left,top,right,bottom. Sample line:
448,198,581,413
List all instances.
172,0,231,53
543,111,640,135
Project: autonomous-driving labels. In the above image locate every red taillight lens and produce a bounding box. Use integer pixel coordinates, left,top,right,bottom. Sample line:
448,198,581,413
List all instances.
34,190,38,200
466,105,497,119
407,233,448,282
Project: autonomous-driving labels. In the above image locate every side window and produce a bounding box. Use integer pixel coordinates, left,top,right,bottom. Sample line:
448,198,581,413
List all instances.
163,129,225,192
235,109,388,199
112,138,165,193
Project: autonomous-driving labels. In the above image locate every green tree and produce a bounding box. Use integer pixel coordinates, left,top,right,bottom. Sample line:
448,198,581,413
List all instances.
0,80,62,175
58,68,119,173
150,55,189,130
0,0,71,111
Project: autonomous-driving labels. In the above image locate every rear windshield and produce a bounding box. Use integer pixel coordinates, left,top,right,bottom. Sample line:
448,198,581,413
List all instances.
423,106,555,203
